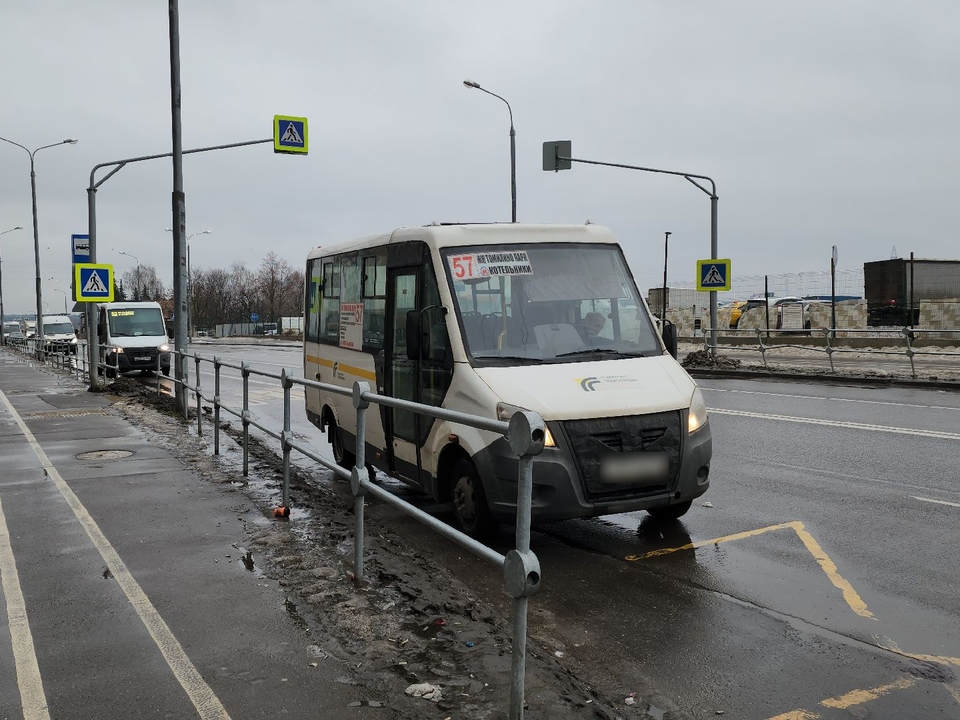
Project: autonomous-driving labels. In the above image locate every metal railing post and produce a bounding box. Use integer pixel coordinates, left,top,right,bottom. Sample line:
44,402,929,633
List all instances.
351,382,371,584
280,369,293,512
756,328,767,368
824,328,835,372
241,361,250,477
504,411,545,720
194,354,202,437
903,327,916,378
156,352,162,395
213,356,221,455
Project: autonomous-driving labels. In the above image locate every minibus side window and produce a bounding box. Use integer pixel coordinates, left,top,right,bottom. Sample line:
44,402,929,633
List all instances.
305,258,322,343
361,248,387,351
320,258,340,344
418,258,452,443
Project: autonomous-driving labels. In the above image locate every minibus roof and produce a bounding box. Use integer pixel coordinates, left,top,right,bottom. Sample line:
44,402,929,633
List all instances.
306,223,617,261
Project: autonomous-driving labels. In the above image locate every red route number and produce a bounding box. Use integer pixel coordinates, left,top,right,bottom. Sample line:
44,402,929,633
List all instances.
450,255,476,280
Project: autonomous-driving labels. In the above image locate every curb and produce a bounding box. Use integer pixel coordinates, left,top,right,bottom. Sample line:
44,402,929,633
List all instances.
685,366,960,391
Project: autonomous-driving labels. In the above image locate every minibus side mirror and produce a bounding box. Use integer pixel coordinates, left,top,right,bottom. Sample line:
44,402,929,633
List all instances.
662,320,678,359
405,310,422,361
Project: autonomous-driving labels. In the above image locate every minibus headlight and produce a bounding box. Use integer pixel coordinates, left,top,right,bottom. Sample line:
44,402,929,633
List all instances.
158,343,170,352
688,387,708,434
112,346,125,354
496,402,556,447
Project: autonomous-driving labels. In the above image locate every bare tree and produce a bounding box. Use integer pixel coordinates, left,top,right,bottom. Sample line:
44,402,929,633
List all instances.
257,252,294,324
121,264,167,301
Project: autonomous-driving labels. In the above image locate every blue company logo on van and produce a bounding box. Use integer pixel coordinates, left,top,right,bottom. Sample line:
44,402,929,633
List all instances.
577,377,601,392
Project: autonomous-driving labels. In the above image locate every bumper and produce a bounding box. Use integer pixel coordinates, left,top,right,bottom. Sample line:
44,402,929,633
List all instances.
474,420,712,523
109,352,171,372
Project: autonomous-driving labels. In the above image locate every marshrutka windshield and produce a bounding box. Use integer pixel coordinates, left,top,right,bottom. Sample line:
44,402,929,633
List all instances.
108,308,165,337
443,243,661,364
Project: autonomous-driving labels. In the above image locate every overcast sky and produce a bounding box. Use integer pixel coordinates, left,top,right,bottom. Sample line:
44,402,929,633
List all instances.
2,1,958,314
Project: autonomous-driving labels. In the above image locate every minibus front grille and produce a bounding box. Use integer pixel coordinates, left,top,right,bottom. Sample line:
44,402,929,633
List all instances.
562,411,683,501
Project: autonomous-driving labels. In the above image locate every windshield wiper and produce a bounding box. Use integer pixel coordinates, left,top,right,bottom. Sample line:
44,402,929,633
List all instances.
554,348,623,358
110,331,130,337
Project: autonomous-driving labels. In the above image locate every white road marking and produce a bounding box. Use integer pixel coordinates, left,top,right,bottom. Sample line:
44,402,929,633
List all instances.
0,386,231,720
911,496,960,509
709,407,960,441
0,487,50,719
702,387,960,412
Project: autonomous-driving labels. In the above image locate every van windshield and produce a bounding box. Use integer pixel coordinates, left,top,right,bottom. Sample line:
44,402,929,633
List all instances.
442,243,661,365
108,308,165,337
42,322,75,335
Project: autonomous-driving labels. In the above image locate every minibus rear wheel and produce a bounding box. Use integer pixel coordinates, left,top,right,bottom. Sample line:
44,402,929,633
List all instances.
451,458,497,538
646,500,692,521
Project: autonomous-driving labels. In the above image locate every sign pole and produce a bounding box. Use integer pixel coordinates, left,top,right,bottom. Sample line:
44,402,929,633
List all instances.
86,188,100,389
831,245,838,338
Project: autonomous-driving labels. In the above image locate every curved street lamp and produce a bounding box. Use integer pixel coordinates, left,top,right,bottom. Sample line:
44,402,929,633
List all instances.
463,79,516,223
0,226,24,346
165,228,211,337
114,249,142,300
0,136,78,352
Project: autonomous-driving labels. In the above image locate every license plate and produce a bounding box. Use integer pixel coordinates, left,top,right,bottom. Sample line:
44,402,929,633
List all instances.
135,356,151,362
600,451,668,485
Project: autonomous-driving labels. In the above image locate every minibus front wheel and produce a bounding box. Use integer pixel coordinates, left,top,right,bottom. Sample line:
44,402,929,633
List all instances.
450,458,497,538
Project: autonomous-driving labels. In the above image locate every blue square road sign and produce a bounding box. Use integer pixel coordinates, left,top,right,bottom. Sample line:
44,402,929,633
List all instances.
696,259,731,291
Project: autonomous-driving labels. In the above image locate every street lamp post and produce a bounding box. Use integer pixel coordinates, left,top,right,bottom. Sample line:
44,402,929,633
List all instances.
0,226,24,346
53,289,68,314
114,249,141,300
463,79,516,223
661,231,672,326
165,228,210,339
0,137,78,357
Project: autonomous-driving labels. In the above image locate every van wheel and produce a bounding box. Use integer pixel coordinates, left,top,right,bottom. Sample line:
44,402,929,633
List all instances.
450,458,497,538
646,501,692,521
329,416,355,470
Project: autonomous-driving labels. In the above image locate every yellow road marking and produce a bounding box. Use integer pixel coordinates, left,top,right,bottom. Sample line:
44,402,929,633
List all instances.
820,676,916,708
710,407,960,441
0,386,231,720
306,354,377,382
626,520,874,619
946,683,960,705
768,711,819,720
0,490,50,719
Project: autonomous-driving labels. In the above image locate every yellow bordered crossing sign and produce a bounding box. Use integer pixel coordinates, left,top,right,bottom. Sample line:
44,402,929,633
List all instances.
274,115,308,155
696,258,731,291
75,263,114,302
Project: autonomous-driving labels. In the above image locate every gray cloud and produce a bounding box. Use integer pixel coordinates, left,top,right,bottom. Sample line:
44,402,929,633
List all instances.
2,1,959,313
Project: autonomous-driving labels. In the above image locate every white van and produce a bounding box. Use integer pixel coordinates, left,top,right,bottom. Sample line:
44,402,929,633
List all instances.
303,224,711,535
94,301,171,376
40,314,78,352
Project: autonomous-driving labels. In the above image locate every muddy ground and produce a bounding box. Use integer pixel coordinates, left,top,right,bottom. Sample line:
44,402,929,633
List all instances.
104,378,636,720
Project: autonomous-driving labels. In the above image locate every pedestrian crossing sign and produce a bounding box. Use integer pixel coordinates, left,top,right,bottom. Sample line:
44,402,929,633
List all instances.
75,263,114,302
696,259,731,291
274,115,308,155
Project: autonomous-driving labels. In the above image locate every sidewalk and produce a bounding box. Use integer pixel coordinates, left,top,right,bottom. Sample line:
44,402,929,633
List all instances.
0,350,388,719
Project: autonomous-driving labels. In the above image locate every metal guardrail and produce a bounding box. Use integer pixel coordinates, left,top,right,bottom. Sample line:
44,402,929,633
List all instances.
701,326,960,377
166,349,545,719
5,337,548,717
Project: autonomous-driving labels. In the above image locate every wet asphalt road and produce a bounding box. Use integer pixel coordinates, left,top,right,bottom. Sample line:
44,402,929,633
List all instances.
155,341,960,717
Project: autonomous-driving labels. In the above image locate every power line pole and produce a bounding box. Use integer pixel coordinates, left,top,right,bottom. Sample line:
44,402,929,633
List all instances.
169,0,188,413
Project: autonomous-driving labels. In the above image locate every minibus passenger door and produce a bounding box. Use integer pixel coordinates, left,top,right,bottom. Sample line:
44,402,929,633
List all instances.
385,268,423,481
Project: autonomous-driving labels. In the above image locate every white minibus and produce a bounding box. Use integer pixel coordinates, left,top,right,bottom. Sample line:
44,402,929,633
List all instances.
303,224,711,535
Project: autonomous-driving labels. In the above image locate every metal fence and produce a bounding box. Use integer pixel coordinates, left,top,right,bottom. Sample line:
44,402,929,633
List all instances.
702,327,960,378
3,337,546,719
